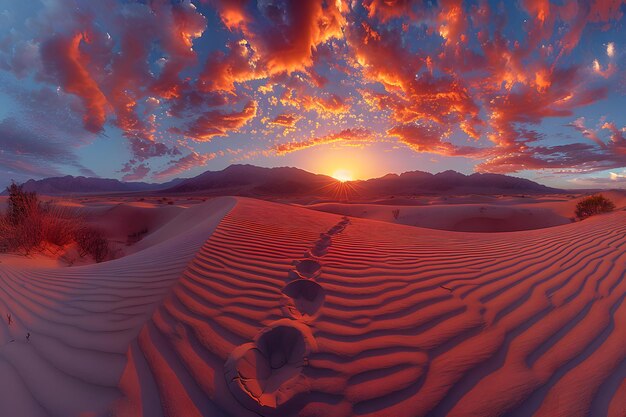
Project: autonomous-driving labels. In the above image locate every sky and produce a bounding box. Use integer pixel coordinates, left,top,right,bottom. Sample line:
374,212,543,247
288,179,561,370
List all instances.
0,0,625,189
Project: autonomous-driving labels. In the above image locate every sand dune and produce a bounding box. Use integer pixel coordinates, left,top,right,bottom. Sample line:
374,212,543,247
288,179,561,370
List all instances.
2,196,625,416
0,198,235,417
114,198,625,416
306,191,626,232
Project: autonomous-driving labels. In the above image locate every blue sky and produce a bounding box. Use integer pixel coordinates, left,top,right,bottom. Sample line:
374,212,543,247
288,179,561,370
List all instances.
0,0,625,188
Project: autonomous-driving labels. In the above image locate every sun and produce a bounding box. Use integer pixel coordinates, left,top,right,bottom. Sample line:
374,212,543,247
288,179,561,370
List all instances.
332,169,353,182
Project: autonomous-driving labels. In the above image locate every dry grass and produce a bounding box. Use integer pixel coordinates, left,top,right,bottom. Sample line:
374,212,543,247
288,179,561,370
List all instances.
0,182,112,262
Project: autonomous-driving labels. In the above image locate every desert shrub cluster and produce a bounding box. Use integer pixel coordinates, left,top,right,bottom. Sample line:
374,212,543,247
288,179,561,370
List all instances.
575,194,615,220
0,182,111,262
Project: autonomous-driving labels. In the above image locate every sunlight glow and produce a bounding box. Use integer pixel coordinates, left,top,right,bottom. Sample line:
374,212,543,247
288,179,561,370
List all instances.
332,169,353,182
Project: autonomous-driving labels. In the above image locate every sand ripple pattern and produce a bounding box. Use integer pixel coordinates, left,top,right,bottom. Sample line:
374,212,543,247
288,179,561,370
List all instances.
120,198,626,417
0,198,235,417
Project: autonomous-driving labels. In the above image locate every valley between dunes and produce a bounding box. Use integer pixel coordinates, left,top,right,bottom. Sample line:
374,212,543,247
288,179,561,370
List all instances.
1,196,626,417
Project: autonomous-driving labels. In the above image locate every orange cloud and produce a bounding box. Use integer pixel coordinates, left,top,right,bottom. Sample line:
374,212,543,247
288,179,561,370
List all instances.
40,33,109,133
388,123,485,157
268,113,302,129
363,0,422,22
204,0,250,31
153,151,215,180
206,0,345,78
181,100,258,141
273,128,372,155
151,2,206,99
199,40,260,93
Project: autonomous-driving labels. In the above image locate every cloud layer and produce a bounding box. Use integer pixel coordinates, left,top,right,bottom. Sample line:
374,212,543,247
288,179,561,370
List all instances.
0,0,624,182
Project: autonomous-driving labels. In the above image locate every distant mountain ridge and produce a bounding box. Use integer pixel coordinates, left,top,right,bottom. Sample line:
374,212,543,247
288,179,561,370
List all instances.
9,175,184,195
356,169,559,195
164,164,337,196
8,165,562,197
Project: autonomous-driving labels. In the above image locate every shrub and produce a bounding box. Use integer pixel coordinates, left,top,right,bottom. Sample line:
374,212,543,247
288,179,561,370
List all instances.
0,212,44,255
575,194,615,220
39,203,81,247
127,228,148,245
6,182,38,225
392,209,400,220
1,183,43,254
1,182,112,262
74,226,110,263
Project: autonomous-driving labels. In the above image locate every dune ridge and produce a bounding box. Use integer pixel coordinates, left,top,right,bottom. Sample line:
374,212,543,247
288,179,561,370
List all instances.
116,197,626,417
0,198,235,417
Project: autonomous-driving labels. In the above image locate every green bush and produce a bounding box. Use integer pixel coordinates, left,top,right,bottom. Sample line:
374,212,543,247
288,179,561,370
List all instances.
575,194,615,220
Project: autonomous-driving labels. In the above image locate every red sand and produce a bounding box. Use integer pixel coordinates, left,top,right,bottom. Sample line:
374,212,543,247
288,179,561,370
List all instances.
1,195,625,416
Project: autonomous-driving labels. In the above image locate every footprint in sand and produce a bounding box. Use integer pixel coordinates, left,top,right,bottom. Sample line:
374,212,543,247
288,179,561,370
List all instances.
294,259,321,279
224,320,316,413
310,241,330,257
327,224,345,235
282,279,326,320
226,217,350,412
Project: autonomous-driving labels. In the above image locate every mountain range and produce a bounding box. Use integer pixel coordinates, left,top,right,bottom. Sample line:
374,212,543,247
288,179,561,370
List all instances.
6,165,561,197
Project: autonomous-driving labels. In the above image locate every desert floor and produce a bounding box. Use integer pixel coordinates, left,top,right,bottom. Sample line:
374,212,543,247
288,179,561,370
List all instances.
1,193,625,417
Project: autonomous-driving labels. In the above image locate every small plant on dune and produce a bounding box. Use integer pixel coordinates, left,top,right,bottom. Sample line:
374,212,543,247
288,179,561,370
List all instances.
392,209,400,220
0,213,44,255
1,182,113,262
74,226,110,263
127,228,149,245
0,182,43,254
6,182,38,225
39,202,81,247
575,194,615,220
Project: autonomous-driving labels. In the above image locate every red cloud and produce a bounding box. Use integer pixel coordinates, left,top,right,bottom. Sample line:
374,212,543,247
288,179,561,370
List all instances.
204,0,250,31
153,151,215,180
306,94,351,115
363,0,422,22
268,113,301,128
151,1,207,99
274,128,372,155
485,66,607,149
602,122,626,153
122,163,150,182
478,118,626,174
40,33,109,133
199,41,260,93
349,22,481,139
181,100,258,141
5,0,626,181
202,0,345,85
388,123,485,157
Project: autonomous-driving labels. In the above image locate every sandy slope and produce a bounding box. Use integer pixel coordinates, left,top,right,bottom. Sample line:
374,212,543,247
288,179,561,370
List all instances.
0,198,235,417
305,201,572,232
1,196,625,417
306,191,626,232
112,197,626,417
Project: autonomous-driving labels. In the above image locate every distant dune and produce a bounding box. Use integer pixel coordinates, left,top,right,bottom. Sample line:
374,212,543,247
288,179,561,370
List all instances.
307,201,573,232
2,196,625,416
